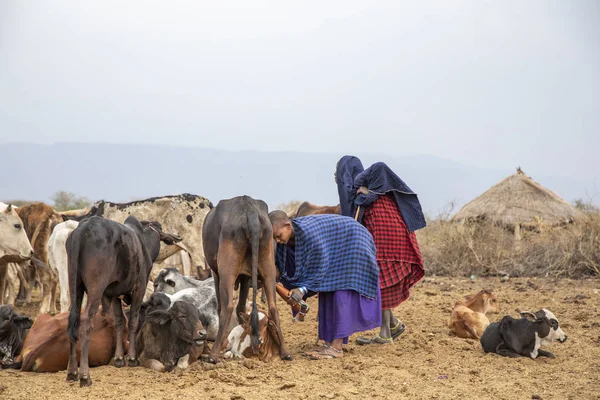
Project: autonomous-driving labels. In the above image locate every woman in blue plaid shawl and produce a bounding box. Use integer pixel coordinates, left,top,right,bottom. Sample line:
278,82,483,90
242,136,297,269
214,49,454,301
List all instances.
270,210,382,360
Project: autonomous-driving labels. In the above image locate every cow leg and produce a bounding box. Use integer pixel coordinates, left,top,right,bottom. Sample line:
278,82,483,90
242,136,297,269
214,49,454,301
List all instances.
0,263,7,304
78,294,101,387
264,279,292,361
58,263,70,313
126,287,143,367
236,277,249,323
66,283,85,382
112,297,127,368
208,267,237,364
49,272,58,315
213,272,221,315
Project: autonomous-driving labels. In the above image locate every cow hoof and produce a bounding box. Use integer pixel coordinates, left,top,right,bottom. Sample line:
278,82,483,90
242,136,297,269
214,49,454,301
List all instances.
66,373,79,382
79,376,92,387
281,353,293,361
204,355,221,364
127,358,140,367
114,358,125,368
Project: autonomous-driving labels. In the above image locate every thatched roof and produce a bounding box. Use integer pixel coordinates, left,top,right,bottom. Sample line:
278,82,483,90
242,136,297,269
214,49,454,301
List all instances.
452,168,583,226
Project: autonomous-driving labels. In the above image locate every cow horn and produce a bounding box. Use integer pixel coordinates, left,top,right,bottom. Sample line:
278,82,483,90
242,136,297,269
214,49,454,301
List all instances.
5,204,12,213
520,311,537,321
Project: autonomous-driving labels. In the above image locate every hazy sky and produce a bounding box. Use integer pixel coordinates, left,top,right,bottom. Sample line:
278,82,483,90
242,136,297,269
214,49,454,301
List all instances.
1,1,599,181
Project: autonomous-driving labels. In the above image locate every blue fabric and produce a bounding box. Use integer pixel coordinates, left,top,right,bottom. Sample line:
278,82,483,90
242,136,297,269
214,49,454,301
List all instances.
275,214,380,300
335,156,427,232
335,155,365,218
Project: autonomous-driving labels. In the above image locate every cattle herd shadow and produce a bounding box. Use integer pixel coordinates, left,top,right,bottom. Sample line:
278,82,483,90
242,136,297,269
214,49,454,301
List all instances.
1,276,599,400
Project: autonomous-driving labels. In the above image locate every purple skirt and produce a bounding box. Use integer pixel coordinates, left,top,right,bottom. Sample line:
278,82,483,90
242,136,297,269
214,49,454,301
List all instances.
318,289,382,344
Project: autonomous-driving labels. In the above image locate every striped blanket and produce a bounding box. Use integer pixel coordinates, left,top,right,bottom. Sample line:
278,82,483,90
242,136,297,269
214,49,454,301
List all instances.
275,214,380,299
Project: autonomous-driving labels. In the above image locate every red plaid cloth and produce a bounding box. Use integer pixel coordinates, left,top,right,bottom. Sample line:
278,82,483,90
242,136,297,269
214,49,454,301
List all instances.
363,193,424,309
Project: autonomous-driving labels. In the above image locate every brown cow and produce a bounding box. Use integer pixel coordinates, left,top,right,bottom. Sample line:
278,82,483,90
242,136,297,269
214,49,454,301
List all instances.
224,311,281,362
294,202,340,218
66,216,181,386
448,290,500,339
202,195,290,363
14,202,62,313
12,307,126,372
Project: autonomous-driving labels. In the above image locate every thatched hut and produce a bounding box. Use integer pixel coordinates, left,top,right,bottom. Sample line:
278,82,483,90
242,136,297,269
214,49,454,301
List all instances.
452,168,583,241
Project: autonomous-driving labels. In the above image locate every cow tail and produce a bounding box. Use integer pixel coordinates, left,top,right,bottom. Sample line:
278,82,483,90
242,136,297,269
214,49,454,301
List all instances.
67,233,82,344
247,209,261,354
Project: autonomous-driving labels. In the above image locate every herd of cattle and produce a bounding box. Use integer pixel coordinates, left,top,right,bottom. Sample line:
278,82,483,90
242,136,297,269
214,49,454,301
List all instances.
0,194,569,389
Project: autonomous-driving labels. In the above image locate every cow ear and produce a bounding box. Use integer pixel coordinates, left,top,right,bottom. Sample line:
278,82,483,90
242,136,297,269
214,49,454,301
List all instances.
147,310,172,326
13,315,33,329
160,232,182,245
520,312,537,321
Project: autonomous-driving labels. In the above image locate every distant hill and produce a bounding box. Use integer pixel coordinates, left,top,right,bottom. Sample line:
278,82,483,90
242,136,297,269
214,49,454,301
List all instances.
0,143,593,217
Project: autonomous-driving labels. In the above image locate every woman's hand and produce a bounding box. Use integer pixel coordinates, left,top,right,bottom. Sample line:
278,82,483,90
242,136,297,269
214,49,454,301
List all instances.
356,186,369,195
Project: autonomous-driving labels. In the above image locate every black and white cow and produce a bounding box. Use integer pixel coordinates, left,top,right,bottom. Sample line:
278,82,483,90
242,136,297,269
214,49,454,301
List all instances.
480,309,567,359
153,267,213,294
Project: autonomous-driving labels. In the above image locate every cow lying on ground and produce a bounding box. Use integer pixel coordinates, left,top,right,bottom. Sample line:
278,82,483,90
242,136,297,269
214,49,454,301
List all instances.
7,307,127,372
224,311,281,362
154,267,213,294
202,195,290,363
48,220,79,313
0,305,33,366
480,309,567,359
66,215,182,386
448,290,500,339
144,287,219,341
136,300,207,372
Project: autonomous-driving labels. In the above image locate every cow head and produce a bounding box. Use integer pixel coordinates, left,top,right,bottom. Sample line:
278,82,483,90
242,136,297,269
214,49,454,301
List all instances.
0,305,33,338
153,268,188,295
0,204,34,261
142,221,182,246
465,289,500,314
145,301,206,372
520,309,567,344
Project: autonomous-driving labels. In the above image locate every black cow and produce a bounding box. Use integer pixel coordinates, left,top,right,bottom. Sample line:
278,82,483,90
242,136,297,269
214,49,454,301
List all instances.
0,305,33,367
66,216,181,386
202,195,291,363
136,300,206,372
480,309,567,359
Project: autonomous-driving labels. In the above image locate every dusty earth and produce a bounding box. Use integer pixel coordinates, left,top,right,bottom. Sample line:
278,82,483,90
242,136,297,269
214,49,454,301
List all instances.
1,276,599,400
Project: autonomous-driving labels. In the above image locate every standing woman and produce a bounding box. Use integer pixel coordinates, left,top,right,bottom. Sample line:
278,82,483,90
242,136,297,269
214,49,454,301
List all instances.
335,155,426,345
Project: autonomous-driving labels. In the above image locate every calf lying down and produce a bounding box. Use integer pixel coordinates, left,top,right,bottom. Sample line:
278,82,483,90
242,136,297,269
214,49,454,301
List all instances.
224,312,282,362
136,299,207,372
480,309,567,359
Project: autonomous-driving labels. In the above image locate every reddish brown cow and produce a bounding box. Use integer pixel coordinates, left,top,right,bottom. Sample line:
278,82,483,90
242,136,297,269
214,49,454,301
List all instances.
224,311,281,362
294,202,340,218
14,203,63,313
14,308,127,372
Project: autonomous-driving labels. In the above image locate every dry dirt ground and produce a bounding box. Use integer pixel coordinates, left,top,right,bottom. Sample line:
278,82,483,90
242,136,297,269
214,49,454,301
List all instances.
1,276,599,400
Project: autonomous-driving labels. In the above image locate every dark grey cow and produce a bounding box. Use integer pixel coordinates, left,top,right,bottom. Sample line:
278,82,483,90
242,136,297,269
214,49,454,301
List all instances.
480,309,567,359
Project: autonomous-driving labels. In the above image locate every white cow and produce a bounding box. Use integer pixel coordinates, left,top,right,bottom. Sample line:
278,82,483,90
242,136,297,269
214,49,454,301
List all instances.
0,203,34,304
47,220,79,312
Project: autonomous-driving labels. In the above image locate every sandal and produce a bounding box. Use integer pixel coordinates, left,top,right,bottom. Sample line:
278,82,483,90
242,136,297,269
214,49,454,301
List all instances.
305,345,343,360
356,335,393,345
391,322,406,340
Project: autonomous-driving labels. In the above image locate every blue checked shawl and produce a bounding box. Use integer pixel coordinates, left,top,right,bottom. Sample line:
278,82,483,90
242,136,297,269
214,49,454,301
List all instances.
275,214,379,299
336,156,427,232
